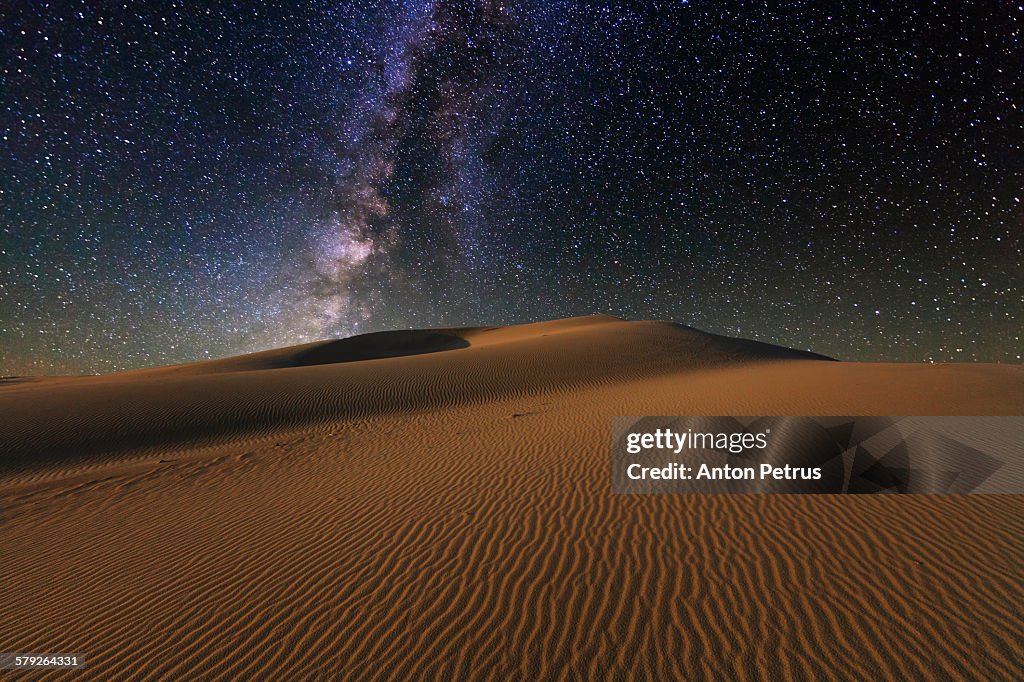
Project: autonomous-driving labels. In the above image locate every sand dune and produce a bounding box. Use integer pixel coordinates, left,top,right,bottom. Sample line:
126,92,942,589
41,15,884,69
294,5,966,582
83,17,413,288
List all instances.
1,316,1021,679
0,316,840,478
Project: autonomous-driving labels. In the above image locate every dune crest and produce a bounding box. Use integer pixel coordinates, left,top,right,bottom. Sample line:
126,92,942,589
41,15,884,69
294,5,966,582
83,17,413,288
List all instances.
1,316,1020,478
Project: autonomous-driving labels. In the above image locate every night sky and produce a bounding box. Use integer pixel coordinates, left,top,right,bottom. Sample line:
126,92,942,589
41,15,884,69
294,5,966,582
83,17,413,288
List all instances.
2,1,1021,374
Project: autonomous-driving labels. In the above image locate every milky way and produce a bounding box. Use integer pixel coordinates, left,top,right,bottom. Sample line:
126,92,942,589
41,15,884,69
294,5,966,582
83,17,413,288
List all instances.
1,2,1021,373
291,0,523,339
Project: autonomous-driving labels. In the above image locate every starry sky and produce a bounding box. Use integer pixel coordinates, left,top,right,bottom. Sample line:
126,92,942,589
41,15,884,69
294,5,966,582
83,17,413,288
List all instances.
1,1,1021,374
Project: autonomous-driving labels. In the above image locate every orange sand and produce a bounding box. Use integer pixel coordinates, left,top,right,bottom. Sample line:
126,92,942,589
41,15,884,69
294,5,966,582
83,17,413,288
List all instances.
1,316,1021,679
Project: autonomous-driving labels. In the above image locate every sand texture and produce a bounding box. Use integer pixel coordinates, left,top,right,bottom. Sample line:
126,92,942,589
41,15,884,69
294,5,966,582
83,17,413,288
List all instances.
1,316,1021,680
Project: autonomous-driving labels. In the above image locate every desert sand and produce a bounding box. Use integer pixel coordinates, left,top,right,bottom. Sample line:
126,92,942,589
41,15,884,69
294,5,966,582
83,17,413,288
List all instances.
1,316,1021,680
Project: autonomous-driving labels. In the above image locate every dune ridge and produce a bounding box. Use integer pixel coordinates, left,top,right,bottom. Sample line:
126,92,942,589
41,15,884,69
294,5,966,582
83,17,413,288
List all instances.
1,316,1021,680
0,316,838,477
